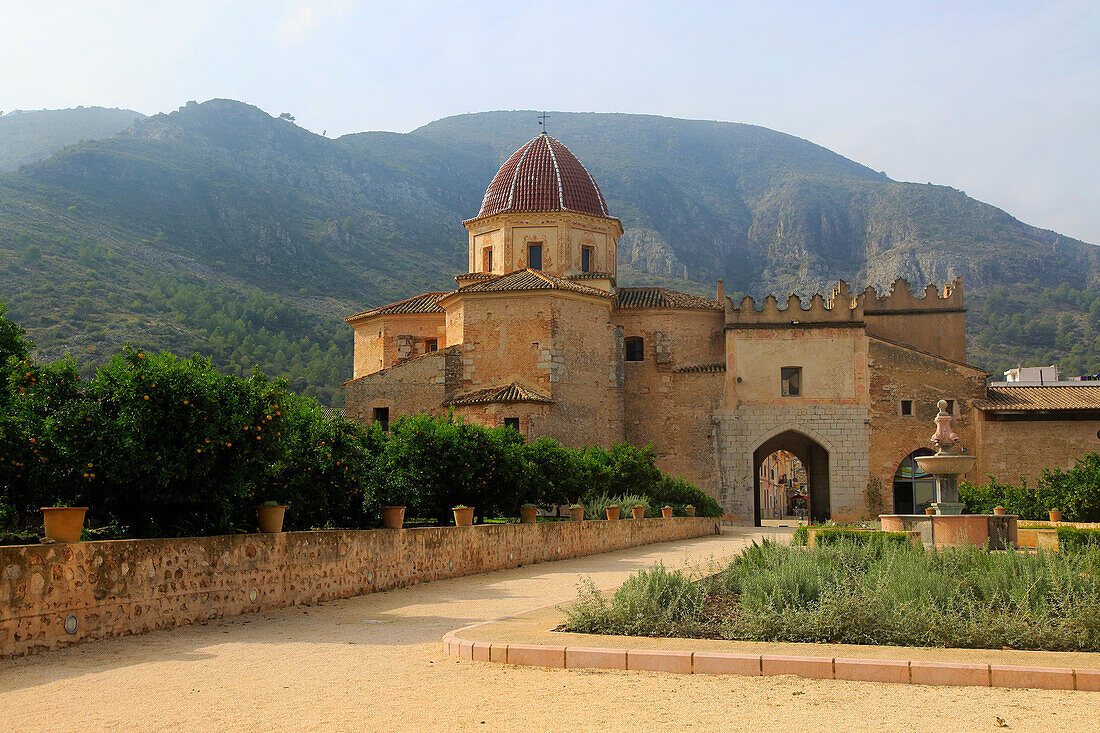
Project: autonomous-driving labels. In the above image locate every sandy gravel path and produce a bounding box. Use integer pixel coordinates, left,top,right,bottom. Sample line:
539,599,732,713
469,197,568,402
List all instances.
2,528,1096,732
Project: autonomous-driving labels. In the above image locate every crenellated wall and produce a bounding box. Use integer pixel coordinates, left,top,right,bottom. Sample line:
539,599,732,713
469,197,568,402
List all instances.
862,277,966,362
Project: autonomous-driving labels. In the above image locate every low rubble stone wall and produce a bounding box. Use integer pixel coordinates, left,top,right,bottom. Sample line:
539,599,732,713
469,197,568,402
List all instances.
1,517,719,657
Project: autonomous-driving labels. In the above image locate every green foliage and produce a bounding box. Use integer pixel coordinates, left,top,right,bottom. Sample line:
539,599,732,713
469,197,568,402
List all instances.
960,453,1100,522
1058,527,1100,553
1,303,378,536
792,525,808,545
369,412,529,524
812,528,912,550
564,540,1100,652
563,563,705,636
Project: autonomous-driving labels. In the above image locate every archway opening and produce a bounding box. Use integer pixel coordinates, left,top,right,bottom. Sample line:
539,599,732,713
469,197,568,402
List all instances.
892,448,936,515
756,450,807,525
753,431,830,526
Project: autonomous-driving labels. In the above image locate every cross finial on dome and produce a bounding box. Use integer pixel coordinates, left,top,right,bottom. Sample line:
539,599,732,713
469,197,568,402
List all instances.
537,111,550,133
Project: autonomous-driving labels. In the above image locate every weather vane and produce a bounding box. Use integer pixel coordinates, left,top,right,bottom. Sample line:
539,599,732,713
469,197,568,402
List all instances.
537,112,550,133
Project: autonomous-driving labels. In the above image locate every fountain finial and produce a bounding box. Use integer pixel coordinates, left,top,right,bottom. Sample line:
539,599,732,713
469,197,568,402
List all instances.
930,399,960,454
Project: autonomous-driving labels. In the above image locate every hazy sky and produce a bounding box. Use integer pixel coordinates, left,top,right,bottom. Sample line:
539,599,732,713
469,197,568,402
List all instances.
3,1,1098,243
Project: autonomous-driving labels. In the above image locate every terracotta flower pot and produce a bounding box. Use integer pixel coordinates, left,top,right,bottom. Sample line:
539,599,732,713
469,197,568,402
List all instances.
605,506,620,521
925,506,936,516
520,506,538,524
453,506,474,526
256,505,286,533
381,506,405,529
685,506,696,517
632,506,645,519
993,506,1007,516
1049,509,1063,523
41,507,88,543
569,506,584,522
661,506,674,518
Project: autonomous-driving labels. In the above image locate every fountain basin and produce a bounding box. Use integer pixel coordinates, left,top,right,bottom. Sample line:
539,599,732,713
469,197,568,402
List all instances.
879,514,1017,549
914,453,976,476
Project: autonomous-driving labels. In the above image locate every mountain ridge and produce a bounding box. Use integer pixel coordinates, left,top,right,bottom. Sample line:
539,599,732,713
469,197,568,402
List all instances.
0,99,1096,404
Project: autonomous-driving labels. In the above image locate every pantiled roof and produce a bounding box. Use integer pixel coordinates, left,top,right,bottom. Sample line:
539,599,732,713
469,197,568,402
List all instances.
976,385,1100,412
447,268,614,298
455,272,496,282
673,363,726,373
615,287,723,311
567,271,615,280
345,292,446,323
476,133,610,219
446,383,553,406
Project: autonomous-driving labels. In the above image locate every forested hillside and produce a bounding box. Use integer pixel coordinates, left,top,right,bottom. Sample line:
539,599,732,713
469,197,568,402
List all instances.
0,100,1096,405
0,107,143,171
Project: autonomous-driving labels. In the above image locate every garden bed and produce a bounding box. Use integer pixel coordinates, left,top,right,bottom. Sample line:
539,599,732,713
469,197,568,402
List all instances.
561,540,1100,652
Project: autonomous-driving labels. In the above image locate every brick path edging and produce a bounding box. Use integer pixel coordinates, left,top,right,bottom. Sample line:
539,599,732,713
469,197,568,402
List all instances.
442,629,1100,692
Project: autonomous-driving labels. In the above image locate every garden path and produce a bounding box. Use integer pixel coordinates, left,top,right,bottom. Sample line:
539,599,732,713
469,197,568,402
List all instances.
1,528,1095,732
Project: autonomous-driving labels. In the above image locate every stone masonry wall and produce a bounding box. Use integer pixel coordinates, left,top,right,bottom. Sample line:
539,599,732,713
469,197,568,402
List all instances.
714,404,870,523
0,518,718,658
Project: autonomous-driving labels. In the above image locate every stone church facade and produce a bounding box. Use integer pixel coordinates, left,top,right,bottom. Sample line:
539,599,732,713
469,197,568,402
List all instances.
343,132,1100,524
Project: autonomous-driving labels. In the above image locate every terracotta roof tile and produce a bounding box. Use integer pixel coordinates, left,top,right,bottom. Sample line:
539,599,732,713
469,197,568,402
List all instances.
673,363,726,373
447,269,613,298
477,133,610,219
976,385,1100,412
615,287,723,311
567,271,615,280
345,292,447,323
447,382,553,406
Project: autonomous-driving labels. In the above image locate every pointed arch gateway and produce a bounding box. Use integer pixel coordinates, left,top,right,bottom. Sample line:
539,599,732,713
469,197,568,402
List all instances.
752,429,831,525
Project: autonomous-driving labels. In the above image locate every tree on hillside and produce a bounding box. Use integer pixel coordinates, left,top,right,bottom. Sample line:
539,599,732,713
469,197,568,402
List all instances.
278,112,295,122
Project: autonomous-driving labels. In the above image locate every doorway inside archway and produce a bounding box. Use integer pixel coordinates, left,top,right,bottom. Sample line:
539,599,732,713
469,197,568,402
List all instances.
753,431,830,526
892,448,936,515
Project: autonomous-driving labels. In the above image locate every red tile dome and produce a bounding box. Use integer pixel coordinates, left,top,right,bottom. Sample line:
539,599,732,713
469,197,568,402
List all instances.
477,133,610,218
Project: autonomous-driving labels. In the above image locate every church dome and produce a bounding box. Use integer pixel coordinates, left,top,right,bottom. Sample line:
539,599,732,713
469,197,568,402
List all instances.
476,132,610,219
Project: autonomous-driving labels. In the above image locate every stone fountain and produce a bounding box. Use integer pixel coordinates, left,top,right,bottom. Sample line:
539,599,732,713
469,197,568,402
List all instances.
915,399,975,515
880,400,1017,549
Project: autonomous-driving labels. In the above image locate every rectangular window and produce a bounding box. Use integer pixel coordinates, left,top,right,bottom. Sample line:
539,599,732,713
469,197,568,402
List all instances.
945,399,955,414
625,337,644,362
781,367,802,397
425,338,438,353
527,243,543,270
372,407,389,432
900,399,913,416
580,246,592,272
482,247,493,272
504,417,520,431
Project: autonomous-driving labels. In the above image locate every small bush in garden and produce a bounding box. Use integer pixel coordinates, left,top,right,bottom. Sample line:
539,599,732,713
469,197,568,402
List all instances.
960,453,1100,522
563,562,705,636
813,528,914,550
1058,526,1100,553
564,540,1100,652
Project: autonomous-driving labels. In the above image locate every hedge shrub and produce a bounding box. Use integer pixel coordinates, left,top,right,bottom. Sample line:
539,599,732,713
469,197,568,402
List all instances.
813,528,914,550
960,453,1100,522
1058,526,1100,553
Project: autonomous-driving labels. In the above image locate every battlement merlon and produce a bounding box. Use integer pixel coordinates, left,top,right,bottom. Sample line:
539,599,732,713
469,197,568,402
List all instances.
725,280,864,327
861,276,965,314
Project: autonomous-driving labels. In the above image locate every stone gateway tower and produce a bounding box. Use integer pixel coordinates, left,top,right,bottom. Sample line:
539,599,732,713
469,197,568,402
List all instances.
343,132,1022,525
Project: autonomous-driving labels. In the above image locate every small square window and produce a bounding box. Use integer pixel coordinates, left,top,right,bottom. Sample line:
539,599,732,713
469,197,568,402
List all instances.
781,367,801,397
900,400,913,416
425,338,438,353
625,337,644,362
373,407,389,432
504,417,520,431
580,246,592,273
527,243,543,270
